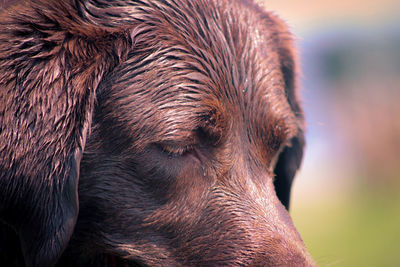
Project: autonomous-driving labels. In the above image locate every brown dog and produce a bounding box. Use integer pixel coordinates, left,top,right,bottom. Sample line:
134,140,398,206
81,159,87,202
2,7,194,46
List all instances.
0,0,314,266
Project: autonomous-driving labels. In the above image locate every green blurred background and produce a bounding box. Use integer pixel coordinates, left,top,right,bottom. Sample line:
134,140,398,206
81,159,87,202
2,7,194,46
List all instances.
258,0,400,266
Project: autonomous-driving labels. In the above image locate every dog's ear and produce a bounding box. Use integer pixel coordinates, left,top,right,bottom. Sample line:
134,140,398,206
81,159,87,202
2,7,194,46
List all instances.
273,50,305,210
0,1,120,265
268,15,305,210
274,134,305,210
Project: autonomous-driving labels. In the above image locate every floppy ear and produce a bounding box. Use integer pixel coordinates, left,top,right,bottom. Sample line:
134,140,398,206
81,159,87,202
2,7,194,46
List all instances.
273,50,305,210
274,134,305,210
0,1,117,265
270,15,305,210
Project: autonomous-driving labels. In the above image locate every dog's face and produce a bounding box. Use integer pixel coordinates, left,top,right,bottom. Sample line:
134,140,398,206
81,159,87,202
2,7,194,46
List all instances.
61,2,311,266
0,0,313,266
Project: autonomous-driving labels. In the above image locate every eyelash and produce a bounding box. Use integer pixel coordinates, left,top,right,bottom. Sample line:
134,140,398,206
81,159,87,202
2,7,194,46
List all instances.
159,143,194,156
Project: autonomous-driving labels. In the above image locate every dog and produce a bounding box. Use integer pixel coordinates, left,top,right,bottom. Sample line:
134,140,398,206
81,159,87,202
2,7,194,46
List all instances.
0,0,314,266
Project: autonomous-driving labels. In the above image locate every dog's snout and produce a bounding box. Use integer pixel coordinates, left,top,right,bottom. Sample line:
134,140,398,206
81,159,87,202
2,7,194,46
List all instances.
261,201,316,266
241,198,315,266
214,168,315,266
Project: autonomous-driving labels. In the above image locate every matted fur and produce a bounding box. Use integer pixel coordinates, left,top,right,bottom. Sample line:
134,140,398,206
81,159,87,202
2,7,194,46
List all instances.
0,0,313,266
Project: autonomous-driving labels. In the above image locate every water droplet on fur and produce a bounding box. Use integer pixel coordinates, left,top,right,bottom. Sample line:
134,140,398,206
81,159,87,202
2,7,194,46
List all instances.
201,166,206,176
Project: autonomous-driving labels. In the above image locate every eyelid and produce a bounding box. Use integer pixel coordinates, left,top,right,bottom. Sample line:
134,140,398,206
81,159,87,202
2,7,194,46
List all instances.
158,142,195,156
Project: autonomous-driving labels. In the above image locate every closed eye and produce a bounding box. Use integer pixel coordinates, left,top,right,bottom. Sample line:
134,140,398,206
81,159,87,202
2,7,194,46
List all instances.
157,142,195,156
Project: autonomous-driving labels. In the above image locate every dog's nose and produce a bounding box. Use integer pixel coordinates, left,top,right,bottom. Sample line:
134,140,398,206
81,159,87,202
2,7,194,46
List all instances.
229,176,315,266
253,198,316,267
217,166,315,266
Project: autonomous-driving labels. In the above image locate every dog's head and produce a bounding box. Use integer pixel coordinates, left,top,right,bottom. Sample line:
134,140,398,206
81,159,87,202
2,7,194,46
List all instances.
0,0,313,266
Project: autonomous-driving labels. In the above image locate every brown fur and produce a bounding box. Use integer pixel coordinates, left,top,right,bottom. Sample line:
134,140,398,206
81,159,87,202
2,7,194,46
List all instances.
0,0,314,266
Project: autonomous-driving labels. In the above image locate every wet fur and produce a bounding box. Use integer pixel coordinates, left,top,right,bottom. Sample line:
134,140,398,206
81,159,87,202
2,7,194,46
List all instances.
0,0,313,266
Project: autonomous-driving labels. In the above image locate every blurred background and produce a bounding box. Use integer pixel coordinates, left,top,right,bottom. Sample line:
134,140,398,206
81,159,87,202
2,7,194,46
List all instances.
258,0,400,266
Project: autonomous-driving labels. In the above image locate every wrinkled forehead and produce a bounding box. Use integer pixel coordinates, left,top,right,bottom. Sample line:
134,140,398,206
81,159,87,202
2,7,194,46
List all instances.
97,2,297,145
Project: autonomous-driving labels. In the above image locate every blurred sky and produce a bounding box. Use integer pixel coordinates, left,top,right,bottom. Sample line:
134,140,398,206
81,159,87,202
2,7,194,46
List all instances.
259,0,400,33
